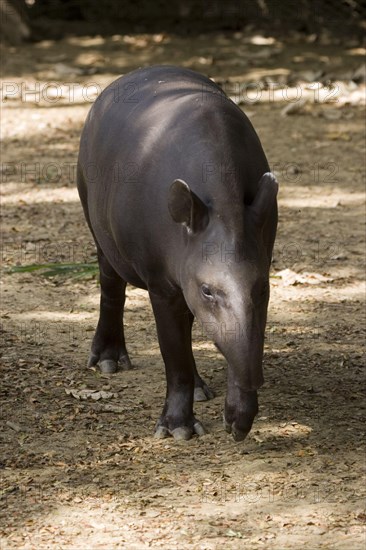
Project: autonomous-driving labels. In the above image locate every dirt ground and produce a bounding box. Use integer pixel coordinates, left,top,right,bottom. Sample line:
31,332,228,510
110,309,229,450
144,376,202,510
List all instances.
1,30,365,549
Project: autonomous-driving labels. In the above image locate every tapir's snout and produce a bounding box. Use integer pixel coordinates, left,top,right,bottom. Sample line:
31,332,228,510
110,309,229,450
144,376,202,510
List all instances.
194,283,267,441
223,419,252,442
224,388,259,442
217,304,265,441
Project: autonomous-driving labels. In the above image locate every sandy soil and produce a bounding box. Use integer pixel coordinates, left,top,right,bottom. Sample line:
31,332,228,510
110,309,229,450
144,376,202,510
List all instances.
1,31,365,549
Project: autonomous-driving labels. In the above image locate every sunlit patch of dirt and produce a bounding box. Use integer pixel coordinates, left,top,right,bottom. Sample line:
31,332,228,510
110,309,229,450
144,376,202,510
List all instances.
1,30,365,550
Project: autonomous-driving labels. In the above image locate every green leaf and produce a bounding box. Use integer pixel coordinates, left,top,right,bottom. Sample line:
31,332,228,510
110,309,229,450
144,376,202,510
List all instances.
7,262,99,279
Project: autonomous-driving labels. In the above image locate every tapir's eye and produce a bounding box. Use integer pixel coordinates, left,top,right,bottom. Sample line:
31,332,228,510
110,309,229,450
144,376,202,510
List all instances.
201,284,214,300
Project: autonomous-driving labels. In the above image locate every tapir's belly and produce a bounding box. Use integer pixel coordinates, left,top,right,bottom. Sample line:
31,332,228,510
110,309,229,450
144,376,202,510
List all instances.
88,213,148,289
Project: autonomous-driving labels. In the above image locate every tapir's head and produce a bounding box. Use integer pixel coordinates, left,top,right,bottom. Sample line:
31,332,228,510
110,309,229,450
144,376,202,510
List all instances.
168,173,278,441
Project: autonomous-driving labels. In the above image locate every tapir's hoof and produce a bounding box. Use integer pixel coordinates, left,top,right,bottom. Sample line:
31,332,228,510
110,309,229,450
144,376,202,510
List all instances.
87,351,133,373
154,426,170,439
171,427,192,440
99,359,118,374
223,416,249,442
154,419,206,440
193,378,215,401
193,420,207,436
119,353,133,370
87,353,99,368
194,383,215,402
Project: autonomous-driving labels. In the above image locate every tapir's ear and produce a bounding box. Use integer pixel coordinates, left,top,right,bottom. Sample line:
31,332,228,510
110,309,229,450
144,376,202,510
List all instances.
168,179,209,233
250,172,278,227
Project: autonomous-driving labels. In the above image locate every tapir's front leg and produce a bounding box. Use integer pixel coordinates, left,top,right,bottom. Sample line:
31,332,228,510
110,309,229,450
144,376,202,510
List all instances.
149,292,206,440
187,311,216,402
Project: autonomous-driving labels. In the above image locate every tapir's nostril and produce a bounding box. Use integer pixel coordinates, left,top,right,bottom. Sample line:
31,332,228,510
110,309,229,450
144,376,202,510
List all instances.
223,416,250,442
232,426,249,442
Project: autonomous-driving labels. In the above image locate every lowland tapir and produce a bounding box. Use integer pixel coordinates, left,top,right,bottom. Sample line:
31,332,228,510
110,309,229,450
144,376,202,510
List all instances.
77,65,278,442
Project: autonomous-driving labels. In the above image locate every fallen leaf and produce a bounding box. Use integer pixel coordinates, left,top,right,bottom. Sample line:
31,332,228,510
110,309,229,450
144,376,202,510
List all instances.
326,132,352,141
275,268,333,286
281,98,308,116
320,108,343,120
65,388,118,400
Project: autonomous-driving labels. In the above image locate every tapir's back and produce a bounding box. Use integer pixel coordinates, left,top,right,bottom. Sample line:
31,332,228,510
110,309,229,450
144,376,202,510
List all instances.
78,65,268,199
77,66,270,282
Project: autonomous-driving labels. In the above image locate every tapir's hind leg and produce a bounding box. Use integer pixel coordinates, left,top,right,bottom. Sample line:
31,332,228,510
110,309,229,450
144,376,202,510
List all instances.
187,311,216,402
87,249,132,374
77,164,131,373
